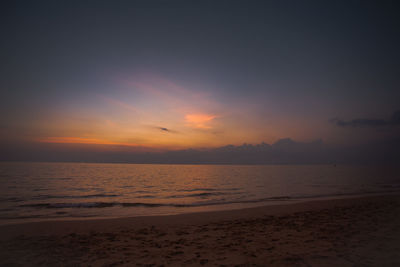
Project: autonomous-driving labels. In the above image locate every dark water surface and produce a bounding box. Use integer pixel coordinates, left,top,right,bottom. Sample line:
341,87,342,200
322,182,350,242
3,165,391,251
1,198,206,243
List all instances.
0,162,399,224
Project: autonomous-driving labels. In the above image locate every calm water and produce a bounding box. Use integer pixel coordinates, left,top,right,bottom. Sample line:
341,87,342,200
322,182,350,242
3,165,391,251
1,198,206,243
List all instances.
0,162,399,225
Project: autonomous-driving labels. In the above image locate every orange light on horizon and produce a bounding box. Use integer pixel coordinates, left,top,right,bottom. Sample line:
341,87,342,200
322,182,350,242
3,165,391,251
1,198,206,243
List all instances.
37,137,140,147
35,136,193,151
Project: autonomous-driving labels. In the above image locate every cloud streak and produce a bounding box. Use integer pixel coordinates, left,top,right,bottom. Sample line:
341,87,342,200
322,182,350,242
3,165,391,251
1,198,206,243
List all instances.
156,127,178,133
331,110,400,128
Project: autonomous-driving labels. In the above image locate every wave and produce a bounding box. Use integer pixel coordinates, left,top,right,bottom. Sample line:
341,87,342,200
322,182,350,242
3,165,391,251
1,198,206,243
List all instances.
31,194,120,200
20,202,169,209
33,188,49,192
176,188,218,192
20,203,116,208
379,183,400,189
0,197,25,202
176,188,241,192
135,195,156,199
165,192,234,199
132,190,153,194
17,189,400,210
1,194,120,203
19,196,294,209
0,214,98,220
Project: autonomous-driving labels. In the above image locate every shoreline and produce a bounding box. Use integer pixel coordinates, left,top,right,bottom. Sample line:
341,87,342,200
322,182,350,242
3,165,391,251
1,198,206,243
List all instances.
0,190,400,228
0,193,398,237
2,190,400,229
1,193,400,266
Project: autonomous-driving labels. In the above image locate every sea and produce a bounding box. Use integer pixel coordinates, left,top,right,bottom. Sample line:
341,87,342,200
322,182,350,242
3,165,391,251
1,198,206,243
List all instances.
0,162,399,225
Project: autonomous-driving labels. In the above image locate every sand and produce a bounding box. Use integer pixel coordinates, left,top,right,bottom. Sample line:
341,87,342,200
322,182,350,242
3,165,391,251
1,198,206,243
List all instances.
1,194,400,266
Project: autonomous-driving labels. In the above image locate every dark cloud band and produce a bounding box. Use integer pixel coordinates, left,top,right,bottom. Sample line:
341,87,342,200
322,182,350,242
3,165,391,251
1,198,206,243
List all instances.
331,110,400,128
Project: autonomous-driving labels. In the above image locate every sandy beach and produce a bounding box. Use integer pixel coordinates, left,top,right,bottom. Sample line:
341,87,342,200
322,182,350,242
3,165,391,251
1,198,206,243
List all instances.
1,194,399,266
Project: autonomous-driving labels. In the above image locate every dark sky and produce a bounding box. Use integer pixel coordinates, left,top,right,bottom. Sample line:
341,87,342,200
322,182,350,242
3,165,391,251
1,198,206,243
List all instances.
1,0,399,162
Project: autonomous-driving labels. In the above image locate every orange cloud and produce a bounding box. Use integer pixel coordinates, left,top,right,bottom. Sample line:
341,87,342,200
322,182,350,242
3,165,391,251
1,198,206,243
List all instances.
185,113,216,129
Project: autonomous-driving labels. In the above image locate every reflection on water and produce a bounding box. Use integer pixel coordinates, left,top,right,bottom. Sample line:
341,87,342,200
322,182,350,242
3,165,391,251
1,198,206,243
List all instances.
0,162,399,224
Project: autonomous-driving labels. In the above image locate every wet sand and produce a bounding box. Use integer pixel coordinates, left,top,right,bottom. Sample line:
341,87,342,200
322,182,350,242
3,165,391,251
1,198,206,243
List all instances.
1,194,400,266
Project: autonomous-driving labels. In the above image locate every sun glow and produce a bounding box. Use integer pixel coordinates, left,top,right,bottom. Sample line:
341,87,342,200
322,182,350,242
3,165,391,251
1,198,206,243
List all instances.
20,76,273,150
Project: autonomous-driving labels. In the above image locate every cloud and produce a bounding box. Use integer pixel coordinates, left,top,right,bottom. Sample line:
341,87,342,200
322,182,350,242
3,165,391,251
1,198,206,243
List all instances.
120,75,220,114
391,110,400,124
331,118,387,127
185,113,216,129
3,137,400,164
99,95,138,113
331,110,400,128
155,126,178,133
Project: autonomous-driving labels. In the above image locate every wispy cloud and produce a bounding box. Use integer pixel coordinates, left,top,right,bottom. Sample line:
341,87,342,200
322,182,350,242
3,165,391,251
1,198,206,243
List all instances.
119,74,221,114
98,95,138,113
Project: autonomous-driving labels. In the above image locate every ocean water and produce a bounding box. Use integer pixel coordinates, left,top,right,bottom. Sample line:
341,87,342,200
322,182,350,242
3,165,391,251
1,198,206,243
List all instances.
0,162,399,225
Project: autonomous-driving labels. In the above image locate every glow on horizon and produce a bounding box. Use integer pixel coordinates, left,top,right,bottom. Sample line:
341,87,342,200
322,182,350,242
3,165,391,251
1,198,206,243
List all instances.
37,137,140,147
14,75,303,149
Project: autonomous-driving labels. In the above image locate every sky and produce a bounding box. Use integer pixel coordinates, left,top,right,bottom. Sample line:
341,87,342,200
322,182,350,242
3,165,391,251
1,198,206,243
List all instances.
1,0,399,162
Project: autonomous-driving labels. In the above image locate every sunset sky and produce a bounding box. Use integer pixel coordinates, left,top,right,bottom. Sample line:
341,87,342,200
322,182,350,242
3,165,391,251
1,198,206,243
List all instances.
1,1,399,157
